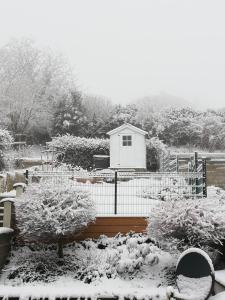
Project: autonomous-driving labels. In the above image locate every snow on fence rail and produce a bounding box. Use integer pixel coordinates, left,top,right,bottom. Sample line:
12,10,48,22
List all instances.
28,170,206,217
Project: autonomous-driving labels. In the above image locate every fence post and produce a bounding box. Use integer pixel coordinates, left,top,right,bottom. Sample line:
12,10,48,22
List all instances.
25,170,29,185
13,183,26,197
202,158,207,198
114,171,118,215
176,155,179,172
194,152,199,196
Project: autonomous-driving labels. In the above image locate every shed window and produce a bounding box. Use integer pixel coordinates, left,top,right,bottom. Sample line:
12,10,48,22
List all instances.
122,135,132,146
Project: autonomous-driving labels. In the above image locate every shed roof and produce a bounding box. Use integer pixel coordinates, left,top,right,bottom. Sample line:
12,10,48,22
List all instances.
107,123,148,136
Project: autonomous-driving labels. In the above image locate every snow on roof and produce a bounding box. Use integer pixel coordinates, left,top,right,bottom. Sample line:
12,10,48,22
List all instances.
107,123,148,136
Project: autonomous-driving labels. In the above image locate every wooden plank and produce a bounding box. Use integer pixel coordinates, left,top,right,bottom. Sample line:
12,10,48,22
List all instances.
74,217,148,241
92,217,147,226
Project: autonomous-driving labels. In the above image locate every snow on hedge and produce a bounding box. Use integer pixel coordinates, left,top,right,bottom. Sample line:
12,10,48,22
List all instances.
15,179,96,244
48,135,109,169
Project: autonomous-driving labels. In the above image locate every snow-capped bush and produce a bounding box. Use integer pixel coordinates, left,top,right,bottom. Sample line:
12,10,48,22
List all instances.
48,135,109,169
0,129,14,170
146,137,168,171
147,197,225,252
137,176,191,201
0,129,13,150
15,179,96,257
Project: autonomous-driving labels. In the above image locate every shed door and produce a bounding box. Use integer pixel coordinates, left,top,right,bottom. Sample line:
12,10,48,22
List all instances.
119,134,135,167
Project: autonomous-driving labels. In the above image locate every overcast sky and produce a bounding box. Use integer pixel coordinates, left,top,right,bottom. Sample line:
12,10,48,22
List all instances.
0,0,225,108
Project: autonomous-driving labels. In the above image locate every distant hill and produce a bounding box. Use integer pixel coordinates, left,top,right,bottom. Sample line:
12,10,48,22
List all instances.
134,93,192,113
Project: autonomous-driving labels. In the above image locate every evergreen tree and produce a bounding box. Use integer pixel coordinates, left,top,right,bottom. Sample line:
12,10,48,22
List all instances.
52,91,87,136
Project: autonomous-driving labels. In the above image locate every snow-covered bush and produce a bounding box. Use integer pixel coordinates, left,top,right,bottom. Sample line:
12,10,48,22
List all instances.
0,129,14,170
15,179,96,257
48,135,109,169
146,137,167,171
137,176,191,201
0,129,13,150
147,197,225,253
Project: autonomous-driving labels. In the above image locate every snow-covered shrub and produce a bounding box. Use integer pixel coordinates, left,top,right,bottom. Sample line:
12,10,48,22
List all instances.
15,179,96,257
137,176,191,201
146,137,167,171
147,197,225,253
48,135,109,169
0,129,14,170
0,129,13,149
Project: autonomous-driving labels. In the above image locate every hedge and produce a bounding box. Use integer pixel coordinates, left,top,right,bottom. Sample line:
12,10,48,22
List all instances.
48,135,109,170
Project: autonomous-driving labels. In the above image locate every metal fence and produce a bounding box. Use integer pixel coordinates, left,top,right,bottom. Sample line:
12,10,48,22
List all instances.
28,170,206,217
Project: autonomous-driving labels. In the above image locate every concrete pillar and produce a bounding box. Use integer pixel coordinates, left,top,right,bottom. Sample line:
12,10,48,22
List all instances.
0,199,14,228
13,183,26,197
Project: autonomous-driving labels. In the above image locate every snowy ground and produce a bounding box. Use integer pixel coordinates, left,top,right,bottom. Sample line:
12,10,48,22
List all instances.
0,232,221,299
0,233,176,300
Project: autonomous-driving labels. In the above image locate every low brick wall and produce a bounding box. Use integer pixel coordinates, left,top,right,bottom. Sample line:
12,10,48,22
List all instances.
0,228,14,270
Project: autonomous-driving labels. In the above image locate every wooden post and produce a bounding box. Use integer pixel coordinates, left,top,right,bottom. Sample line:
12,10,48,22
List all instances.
6,173,14,192
1,199,13,228
176,155,179,172
202,158,207,198
25,170,29,185
114,171,118,215
0,174,5,193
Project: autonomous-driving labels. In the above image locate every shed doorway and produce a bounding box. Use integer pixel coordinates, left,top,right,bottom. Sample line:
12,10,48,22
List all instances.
118,134,135,168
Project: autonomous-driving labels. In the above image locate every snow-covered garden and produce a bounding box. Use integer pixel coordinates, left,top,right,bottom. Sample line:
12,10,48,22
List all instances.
0,233,175,299
0,182,225,299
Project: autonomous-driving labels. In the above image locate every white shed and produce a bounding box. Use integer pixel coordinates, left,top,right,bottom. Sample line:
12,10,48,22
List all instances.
107,123,147,170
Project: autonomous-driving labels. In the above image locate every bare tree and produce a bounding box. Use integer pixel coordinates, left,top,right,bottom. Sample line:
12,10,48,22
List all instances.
83,94,113,121
0,38,75,137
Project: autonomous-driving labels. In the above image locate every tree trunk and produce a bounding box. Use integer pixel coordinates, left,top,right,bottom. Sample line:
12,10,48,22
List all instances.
57,239,63,258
